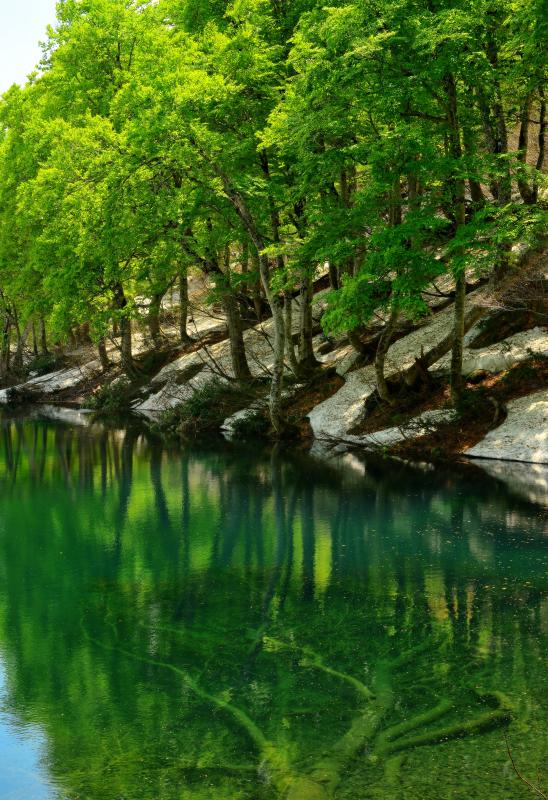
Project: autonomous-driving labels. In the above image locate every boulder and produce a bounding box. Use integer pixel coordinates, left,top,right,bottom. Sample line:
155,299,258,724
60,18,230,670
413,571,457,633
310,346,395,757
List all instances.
466,390,548,464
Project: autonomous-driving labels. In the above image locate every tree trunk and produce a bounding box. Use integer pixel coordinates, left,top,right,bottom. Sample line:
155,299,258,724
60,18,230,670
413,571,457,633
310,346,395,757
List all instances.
179,268,192,344
250,248,264,320
40,316,48,355
148,291,164,347
98,339,111,372
255,248,285,434
375,307,400,403
240,240,250,294
267,285,286,435
113,284,136,378
255,249,285,433
328,261,339,290
517,94,536,204
32,322,39,357
222,289,252,382
213,164,285,433
284,292,300,377
219,247,252,382
1,318,11,376
462,125,485,207
13,317,32,373
533,89,546,203
484,22,511,204
120,316,134,378
298,275,319,373
374,177,404,401
348,327,369,355
445,73,467,403
450,274,467,401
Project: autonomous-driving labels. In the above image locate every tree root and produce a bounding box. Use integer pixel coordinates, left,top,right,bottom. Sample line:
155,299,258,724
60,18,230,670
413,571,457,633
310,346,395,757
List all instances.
85,625,514,800
379,691,513,757
85,632,329,798
384,753,407,786
375,698,454,755
263,637,374,701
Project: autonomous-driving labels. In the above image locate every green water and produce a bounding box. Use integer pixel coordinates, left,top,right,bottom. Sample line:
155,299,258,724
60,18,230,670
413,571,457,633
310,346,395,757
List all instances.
0,413,546,800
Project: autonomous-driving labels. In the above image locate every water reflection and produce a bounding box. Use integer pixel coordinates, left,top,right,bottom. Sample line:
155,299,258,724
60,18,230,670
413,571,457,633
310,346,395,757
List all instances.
0,414,546,800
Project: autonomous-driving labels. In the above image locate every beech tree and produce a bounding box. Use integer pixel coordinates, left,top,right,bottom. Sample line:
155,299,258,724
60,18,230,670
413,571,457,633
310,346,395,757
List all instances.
0,0,545,424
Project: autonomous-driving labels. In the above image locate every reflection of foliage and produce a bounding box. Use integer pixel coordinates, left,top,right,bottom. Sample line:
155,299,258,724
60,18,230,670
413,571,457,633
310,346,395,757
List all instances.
0,418,546,799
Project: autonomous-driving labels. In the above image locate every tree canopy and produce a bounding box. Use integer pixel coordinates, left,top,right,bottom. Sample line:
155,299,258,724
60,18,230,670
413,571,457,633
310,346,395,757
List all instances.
0,0,545,426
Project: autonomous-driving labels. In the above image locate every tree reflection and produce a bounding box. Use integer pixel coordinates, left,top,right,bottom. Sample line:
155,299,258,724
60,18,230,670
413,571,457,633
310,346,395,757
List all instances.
0,417,546,799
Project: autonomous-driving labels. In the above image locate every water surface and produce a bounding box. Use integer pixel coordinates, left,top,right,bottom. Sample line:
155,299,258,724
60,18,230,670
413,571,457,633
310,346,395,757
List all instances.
0,412,546,799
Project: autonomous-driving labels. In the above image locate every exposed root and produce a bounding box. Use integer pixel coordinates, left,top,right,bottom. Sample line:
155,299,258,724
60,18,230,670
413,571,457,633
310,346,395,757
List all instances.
85,625,515,800
85,631,326,798
375,698,454,755
380,691,513,757
263,637,374,701
384,753,407,786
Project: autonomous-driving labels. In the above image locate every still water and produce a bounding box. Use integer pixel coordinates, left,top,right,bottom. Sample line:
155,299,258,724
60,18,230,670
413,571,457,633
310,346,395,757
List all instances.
0,412,546,799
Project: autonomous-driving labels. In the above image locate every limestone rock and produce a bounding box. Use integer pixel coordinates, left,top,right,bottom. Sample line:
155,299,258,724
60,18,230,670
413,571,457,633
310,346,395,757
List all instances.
308,366,376,439
434,326,548,375
466,390,548,464
0,360,103,404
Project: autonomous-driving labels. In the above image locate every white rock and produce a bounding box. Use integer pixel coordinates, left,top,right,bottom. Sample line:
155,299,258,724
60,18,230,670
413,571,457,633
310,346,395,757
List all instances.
359,409,457,447
328,409,457,451
466,390,548,464
336,350,360,376
435,326,548,375
221,403,266,439
308,366,376,438
308,303,460,440
0,360,103,403
151,350,205,385
135,368,221,415
307,291,547,453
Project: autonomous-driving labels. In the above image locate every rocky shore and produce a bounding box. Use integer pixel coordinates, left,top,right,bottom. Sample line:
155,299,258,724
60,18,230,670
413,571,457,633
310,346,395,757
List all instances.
1,286,547,468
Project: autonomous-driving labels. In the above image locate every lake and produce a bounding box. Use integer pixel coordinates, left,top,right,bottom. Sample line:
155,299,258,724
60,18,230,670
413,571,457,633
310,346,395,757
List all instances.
0,411,546,799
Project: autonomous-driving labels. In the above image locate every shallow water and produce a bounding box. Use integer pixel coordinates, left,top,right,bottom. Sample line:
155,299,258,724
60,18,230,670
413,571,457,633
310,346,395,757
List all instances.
0,412,546,799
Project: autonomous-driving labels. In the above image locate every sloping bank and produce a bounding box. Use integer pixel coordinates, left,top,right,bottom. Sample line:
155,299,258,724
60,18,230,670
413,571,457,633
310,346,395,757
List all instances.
303,289,547,466
0,289,546,469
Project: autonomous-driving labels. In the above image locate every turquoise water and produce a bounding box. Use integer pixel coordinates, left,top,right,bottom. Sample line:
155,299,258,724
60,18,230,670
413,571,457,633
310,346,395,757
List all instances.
0,412,546,799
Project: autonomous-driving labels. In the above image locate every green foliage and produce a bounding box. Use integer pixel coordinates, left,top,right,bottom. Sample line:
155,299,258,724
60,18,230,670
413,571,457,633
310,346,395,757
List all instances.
0,0,545,409
88,377,134,414
26,353,60,376
229,408,270,439
154,379,254,438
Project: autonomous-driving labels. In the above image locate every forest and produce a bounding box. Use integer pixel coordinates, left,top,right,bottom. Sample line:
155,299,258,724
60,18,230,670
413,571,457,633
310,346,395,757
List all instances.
0,4,547,795
0,0,546,435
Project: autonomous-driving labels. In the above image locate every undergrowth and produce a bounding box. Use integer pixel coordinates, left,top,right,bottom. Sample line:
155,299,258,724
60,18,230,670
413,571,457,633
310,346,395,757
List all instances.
89,378,134,414
152,379,260,439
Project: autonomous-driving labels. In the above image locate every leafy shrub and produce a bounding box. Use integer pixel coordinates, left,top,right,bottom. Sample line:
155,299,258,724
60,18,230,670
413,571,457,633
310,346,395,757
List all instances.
229,409,270,439
88,378,134,414
454,386,490,418
27,353,59,376
154,379,255,439
501,361,537,391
